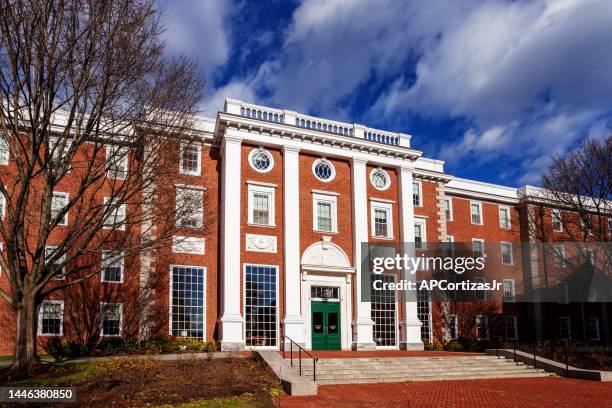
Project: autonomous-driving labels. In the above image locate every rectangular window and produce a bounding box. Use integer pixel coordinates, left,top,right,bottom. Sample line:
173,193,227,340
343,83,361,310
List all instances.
176,186,204,229
312,192,337,232
101,251,124,283
449,314,458,340
371,274,397,347
588,318,600,341
247,184,275,227
444,235,454,257
559,317,571,340
0,193,5,219
106,145,129,180
417,286,432,342
557,281,569,304
501,242,513,265
476,315,488,340
581,218,591,237
45,246,66,280
553,244,566,268
170,265,205,339
412,180,422,206
505,316,518,341
38,300,64,336
472,239,484,259
503,279,515,302
475,277,486,301
100,303,122,336
470,202,482,225
499,206,511,229
371,201,393,239
414,219,427,250
180,143,201,176
103,197,126,230
51,192,68,225
0,134,9,165
444,197,453,221
245,265,278,347
49,136,72,169
310,286,339,300
552,209,563,232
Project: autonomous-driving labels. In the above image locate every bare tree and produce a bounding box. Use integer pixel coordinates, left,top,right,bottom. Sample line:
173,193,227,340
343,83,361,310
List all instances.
0,0,205,369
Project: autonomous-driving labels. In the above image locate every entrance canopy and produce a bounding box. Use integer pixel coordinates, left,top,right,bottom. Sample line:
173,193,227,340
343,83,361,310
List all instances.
301,237,354,273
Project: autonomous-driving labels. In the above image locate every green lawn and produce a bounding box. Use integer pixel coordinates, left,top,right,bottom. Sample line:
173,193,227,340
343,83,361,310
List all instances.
0,356,13,361
156,397,258,408
1,362,99,386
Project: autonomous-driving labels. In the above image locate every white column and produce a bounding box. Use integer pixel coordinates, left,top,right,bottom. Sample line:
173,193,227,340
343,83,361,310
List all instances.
351,157,376,349
398,166,423,350
283,146,306,346
219,131,245,350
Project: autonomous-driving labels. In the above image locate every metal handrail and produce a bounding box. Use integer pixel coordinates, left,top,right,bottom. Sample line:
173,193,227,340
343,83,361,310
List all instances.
281,335,319,382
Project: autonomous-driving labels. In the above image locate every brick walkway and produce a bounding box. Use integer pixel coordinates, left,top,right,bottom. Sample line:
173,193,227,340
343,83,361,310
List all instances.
280,350,482,359
280,377,612,407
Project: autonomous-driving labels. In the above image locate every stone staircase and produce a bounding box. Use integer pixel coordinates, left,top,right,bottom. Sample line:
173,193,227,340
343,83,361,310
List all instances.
291,355,552,385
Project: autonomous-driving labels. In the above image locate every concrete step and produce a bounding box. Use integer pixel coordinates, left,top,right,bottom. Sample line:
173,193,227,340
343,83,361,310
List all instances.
303,366,545,380
300,363,529,375
312,371,552,384
296,360,523,370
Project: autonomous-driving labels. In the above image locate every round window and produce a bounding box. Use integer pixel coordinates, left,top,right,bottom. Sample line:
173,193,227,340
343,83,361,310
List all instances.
248,148,274,173
312,159,336,182
370,168,390,190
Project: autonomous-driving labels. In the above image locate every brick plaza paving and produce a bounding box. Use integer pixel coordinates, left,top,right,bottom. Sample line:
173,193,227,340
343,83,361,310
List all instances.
280,377,612,408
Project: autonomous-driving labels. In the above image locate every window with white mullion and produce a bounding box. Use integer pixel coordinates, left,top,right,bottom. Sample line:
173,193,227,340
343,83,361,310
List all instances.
51,192,69,225
470,201,482,225
501,242,513,265
313,192,337,233
444,197,453,221
38,300,64,336
100,303,122,336
503,279,515,302
472,239,484,258
101,251,124,283
316,202,332,231
170,266,205,339
417,285,432,342
499,206,511,229
374,209,389,238
412,180,422,206
248,184,275,227
176,186,204,229
106,145,129,180
371,274,397,347
476,315,488,340
45,246,66,280
552,209,563,232
180,143,201,176
505,316,518,340
103,196,127,231
0,134,9,165
414,218,427,250
245,265,278,347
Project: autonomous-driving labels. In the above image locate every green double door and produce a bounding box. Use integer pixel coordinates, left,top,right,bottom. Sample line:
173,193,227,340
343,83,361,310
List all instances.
311,301,341,350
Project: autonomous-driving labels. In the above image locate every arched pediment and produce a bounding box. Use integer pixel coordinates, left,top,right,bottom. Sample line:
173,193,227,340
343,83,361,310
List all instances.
301,237,351,269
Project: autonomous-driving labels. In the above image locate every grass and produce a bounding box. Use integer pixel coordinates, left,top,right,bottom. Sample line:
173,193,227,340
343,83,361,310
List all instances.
0,356,13,361
156,396,258,408
1,362,99,386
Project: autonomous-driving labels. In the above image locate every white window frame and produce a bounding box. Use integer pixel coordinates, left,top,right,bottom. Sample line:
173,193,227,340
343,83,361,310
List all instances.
101,251,124,283
444,197,453,221
103,197,126,231
475,277,487,301
45,245,66,280
553,244,566,268
370,168,391,191
49,136,73,172
38,300,64,336
449,314,458,340
247,183,275,227
472,238,485,259
100,302,123,337
503,278,516,302
312,158,336,182
0,134,9,165
559,317,571,340
370,200,393,239
175,185,205,229
243,263,280,349
169,265,207,339
414,217,427,250
557,281,569,304
105,145,128,180
588,317,600,341
312,192,338,233
412,179,422,207
179,142,202,176
505,315,518,341
498,206,511,229
0,193,5,219
501,241,513,265
552,209,563,232
470,201,483,225
51,192,69,226
476,314,489,340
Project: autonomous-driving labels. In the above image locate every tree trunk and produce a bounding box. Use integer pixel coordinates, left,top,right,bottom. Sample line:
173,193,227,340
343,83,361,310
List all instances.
12,298,39,370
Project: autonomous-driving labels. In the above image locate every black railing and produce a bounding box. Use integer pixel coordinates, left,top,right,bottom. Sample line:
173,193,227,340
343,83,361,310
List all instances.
508,340,572,377
281,335,318,382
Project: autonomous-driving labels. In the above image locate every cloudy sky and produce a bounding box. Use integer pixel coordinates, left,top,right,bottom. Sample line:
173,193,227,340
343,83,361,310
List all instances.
158,0,612,186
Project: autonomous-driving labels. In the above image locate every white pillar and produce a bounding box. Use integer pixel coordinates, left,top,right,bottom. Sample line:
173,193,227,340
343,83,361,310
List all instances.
219,131,245,350
282,146,305,346
398,166,423,350
351,157,376,349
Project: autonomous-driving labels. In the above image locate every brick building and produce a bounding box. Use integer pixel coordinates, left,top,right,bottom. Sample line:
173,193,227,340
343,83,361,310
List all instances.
0,98,610,354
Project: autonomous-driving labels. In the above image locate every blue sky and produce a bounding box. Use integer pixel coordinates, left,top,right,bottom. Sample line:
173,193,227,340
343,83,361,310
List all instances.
158,0,612,187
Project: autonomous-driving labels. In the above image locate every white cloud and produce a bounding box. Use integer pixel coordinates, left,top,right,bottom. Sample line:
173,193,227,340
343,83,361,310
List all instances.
202,80,257,115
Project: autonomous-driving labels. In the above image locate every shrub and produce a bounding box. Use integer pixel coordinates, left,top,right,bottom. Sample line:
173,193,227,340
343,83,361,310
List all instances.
144,334,178,353
95,338,138,354
456,337,474,351
445,341,463,352
45,338,68,361
424,341,443,351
